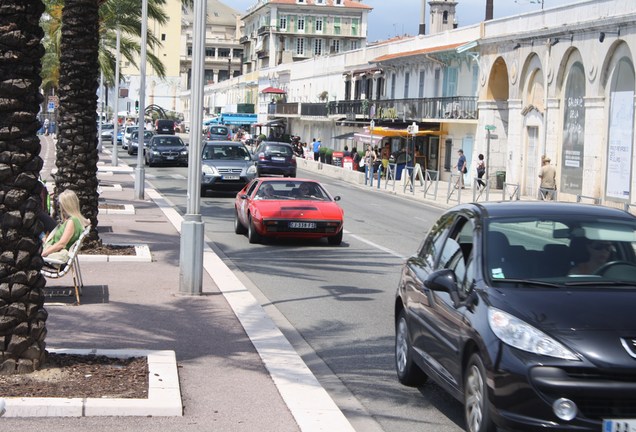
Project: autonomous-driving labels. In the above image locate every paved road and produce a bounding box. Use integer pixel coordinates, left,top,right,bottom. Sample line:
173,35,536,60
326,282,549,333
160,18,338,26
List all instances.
114,147,466,432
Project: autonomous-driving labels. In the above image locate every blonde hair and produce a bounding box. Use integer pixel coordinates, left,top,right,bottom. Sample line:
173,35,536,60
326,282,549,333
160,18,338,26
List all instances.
58,189,90,227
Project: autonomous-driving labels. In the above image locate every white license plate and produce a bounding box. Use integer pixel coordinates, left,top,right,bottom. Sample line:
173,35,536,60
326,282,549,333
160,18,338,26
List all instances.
289,221,316,229
166,156,175,160
604,420,636,432
272,157,285,161
222,175,240,180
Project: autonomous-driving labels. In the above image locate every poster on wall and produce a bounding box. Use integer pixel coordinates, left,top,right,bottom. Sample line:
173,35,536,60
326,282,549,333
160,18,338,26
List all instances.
560,64,585,195
606,90,634,200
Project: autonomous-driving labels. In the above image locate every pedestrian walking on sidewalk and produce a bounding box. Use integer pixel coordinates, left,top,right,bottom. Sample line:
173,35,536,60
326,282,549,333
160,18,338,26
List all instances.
312,138,320,161
456,149,467,189
538,155,557,200
476,153,486,189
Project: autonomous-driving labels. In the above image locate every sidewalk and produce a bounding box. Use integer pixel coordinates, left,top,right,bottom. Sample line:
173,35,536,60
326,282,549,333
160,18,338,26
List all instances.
1,143,353,431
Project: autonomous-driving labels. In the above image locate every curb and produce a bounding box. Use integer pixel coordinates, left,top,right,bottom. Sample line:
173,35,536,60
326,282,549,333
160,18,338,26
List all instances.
2,349,182,417
79,244,152,262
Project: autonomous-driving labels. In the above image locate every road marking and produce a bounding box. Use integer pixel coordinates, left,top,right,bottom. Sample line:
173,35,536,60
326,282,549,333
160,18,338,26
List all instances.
344,230,406,259
171,174,186,180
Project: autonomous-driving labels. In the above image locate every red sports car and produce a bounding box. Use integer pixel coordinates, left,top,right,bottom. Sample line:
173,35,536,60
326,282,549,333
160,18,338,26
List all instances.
234,178,344,245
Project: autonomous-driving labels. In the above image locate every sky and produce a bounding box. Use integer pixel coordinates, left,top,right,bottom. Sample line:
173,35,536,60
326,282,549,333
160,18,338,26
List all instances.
227,0,578,42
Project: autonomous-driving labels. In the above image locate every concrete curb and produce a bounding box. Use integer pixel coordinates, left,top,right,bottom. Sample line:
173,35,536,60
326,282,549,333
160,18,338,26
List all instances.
2,349,182,417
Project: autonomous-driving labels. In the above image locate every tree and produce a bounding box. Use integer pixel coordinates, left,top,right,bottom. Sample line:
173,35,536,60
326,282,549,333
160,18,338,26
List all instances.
0,0,49,374
54,0,103,248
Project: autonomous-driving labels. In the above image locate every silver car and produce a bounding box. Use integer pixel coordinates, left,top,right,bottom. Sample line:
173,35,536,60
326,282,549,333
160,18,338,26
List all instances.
201,141,256,196
121,125,138,150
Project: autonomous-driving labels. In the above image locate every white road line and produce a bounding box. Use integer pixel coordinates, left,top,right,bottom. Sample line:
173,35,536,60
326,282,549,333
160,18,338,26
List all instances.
171,174,186,180
344,230,406,259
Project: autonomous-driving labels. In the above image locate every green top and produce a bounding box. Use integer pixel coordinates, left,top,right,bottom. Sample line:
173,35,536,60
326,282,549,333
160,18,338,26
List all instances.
45,216,84,250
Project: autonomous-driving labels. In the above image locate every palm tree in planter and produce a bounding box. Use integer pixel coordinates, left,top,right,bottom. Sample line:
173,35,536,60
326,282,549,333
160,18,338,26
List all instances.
54,0,104,248
0,0,49,374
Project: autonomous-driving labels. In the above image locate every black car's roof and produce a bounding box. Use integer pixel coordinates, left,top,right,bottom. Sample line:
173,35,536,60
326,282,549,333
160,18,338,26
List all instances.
204,141,244,146
453,201,635,220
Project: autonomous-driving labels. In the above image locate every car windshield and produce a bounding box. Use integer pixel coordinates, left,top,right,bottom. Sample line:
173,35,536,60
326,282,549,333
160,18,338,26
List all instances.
202,144,250,161
254,180,329,201
485,215,636,284
154,137,184,147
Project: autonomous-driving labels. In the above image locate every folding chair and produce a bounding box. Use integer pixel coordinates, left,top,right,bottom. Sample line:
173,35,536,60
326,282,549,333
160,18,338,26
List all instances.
41,225,91,305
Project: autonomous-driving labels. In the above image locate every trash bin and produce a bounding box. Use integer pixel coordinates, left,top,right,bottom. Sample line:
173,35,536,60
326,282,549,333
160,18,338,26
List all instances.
496,171,506,189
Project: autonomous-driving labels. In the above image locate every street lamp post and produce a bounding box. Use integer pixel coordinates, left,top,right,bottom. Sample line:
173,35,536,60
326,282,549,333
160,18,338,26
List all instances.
134,0,148,199
112,27,121,166
179,0,206,295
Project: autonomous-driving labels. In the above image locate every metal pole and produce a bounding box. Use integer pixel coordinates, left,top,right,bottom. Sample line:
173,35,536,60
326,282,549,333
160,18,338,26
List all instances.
98,69,104,153
112,27,121,166
179,0,206,295
134,0,148,199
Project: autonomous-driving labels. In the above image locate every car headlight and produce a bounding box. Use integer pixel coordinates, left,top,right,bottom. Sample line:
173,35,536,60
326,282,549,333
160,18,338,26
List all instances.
202,164,218,175
151,150,160,156
180,150,188,156
488,308,579,360
247,164,257,175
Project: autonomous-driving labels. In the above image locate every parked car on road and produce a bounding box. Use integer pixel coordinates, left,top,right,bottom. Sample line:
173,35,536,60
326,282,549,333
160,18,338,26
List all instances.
200,141,256,196
144,134,188,167
234,178,344,245
394,201,636,432
127,130,154,155
253,141,297,177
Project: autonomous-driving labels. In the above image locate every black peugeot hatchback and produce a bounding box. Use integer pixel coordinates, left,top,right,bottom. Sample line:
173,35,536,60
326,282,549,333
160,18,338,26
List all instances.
395,201,636,432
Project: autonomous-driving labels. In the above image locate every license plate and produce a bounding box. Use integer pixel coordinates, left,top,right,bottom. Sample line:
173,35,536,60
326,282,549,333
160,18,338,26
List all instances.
604,420,636,432
166,156,175,160
289,221,316,229
272,157,285,161
222,175,240,180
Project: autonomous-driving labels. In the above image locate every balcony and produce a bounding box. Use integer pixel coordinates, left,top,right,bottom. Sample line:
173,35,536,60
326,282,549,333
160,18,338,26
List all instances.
327,96,478,120
257,25,272,36
239,35,249,44
268,102,299,116
300,103,328,117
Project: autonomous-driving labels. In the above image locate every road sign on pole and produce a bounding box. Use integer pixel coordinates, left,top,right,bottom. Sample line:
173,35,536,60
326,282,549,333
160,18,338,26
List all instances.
485,124,496,131
47,102,55,113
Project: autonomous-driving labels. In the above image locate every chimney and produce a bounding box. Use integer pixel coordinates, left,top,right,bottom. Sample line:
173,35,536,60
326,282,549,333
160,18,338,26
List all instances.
419,0,426,35
485,0,493,21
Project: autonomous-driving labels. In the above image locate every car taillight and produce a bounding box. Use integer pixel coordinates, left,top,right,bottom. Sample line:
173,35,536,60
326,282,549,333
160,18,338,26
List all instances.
291,156,297,166
258,153,266,161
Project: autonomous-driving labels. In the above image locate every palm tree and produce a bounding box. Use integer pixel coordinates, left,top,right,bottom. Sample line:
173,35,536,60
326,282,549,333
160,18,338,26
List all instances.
0,0,49,374
54,0,103,247
51,0,169,248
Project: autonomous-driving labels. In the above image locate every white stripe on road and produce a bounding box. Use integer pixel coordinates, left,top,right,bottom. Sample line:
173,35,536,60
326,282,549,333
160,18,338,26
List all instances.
345,230,406,260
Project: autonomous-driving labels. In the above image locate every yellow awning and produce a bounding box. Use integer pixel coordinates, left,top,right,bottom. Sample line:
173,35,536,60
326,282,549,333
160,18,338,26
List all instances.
367,127,443,137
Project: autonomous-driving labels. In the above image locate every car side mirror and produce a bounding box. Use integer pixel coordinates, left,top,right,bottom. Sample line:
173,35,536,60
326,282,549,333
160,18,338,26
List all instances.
240,194,249,200
333,196,341,201
424,268,463,307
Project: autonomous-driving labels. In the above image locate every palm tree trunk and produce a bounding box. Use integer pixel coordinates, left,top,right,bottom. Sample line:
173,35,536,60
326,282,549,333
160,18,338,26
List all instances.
56,0,101,247
0,0,49,374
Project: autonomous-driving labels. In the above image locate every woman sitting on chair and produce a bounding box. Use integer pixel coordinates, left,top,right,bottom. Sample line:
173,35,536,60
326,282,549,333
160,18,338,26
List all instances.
42,190,90,265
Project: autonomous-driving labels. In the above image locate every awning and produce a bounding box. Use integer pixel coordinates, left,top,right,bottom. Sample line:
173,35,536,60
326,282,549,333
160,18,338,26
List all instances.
254,118,286,128
353,133,385,146
369,126,443,137
332,132,355,140
261,86,286,94
220,113,257,125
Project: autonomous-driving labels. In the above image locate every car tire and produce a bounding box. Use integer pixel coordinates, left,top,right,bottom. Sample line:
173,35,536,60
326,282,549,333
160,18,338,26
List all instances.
248,215,260,244
327,229,343,245
464,353,495,432
395,309,428,386
234,208,247,234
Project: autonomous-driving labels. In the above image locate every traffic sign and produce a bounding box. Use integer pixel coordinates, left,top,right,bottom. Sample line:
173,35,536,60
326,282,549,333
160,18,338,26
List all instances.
47,102,55,113
485,124,496,131
486,134,498,139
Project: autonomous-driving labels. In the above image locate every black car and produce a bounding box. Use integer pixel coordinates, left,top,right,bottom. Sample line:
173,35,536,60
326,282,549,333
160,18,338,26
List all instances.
395,201,636,432
155,119,175,134
253,141,297,177
144,134,188,167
